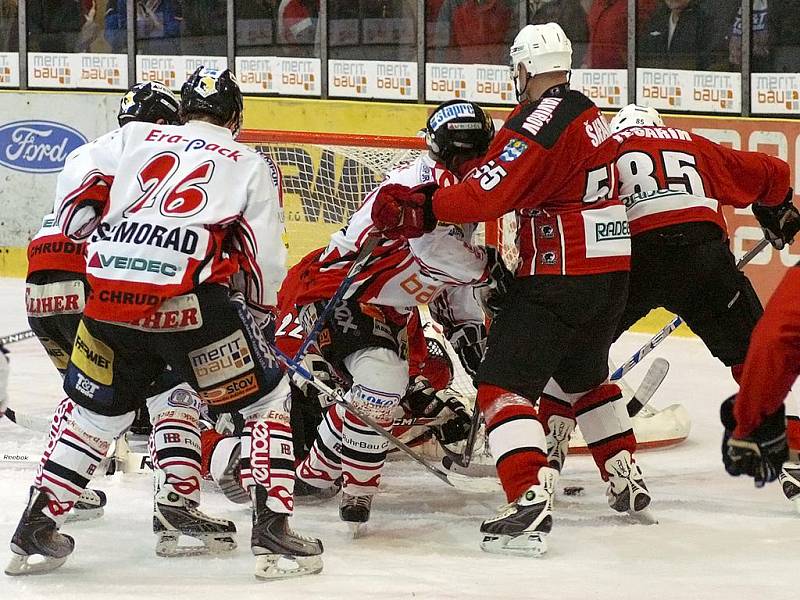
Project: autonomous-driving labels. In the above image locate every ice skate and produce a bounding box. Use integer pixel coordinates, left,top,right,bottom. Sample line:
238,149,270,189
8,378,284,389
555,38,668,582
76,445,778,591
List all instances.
66,488,107,522
6,487,75,576
479,467,557,557
779,462,800,513
153,487,237,557
295,477,341,504
339,493,372,538
605,450,656,524
251,488,323,580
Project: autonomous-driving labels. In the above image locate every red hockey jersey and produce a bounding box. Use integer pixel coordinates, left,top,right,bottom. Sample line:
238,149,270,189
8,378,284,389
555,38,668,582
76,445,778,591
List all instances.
432,87,630,277
611,126,791,237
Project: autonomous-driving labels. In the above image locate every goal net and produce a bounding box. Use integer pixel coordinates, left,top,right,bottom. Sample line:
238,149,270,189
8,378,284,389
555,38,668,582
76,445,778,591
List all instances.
238,128,690,456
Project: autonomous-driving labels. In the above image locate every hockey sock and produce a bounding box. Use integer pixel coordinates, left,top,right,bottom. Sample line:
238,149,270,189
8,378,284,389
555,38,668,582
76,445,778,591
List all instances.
477,384,547,503
338,348,408,496
34,403,124,526
147,385,203,505
573,383,636,480
296,403,344,488
340,387,396,495
241,415,295,514
539,393,576,471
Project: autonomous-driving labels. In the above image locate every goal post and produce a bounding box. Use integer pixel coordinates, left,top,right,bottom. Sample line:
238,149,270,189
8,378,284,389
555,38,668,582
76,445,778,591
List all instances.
239,128,689,455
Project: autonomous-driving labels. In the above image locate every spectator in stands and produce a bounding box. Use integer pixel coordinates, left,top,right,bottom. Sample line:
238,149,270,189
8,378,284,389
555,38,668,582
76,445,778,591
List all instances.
528,0,588,67
105,0,182,55
433,0,516,65
585,0,656,68
26,0,83,52
277,0,318,45
0,0,19,52
638,0,715,71
181,0,226,54
728,0,800,73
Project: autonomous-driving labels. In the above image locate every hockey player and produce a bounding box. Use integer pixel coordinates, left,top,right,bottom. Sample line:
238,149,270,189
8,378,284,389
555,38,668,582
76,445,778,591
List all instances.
541,104,799,479
722,267,799,496
7,68,322,580
287,99,495,533
370,23,648,556
22,81,225,530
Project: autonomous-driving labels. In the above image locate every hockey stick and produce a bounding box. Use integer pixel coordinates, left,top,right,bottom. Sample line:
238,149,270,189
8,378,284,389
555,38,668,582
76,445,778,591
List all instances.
625,357,670,417
610,238,769,381
292,235,380,363
1,329,36,345
2,407,51,432
275,346,499,491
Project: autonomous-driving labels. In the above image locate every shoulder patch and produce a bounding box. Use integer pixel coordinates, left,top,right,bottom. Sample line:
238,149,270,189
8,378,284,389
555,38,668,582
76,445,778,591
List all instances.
506,91,596,149
499,138,528,162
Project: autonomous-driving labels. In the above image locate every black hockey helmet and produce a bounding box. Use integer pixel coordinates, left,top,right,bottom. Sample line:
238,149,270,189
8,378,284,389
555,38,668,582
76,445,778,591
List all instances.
179,66,244,134
424,100,495,172
117,81,180,127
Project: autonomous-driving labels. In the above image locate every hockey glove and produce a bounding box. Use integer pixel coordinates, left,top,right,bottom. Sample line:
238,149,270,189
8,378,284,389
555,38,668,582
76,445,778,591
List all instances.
403,376,440,418
752,188,800,250
480,246,514,318
371,183,437,240
447,322,487,379
298,352,337,407
0,344,8,417
722,396,788,487
430,391,473,446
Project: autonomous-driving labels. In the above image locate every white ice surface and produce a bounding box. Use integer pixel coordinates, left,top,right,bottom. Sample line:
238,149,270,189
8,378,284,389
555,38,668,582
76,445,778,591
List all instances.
0,277,796,600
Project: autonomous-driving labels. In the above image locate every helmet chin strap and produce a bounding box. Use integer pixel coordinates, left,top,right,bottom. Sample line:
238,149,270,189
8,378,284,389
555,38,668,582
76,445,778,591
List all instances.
514,70,532,103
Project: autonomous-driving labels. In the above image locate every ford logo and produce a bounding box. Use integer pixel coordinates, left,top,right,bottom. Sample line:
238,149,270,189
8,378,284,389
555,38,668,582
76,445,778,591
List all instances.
0,120,88,174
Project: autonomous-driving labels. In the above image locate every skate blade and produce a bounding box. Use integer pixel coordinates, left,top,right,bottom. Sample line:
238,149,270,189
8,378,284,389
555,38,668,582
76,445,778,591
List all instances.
625,507,658,526
5,552,69,576
66,507,104,523
479,532,548,557
254,554,323,580
155,532,237,557
346,522,367,539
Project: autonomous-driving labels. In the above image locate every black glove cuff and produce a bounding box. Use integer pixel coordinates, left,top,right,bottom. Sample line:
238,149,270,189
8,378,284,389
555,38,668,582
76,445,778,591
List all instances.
720,395,737,431
751,404,786,441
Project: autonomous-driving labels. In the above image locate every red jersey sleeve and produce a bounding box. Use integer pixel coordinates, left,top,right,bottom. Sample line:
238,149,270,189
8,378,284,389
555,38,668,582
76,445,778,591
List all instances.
694,134,791,208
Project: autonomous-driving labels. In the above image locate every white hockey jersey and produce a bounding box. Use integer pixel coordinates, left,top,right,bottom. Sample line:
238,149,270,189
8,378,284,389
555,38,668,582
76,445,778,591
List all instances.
294,154,488,324
56,120,287,322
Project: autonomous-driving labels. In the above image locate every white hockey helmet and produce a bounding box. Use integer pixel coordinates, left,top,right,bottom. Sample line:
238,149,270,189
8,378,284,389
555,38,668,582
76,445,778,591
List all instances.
509,23,572,97
609,104,664,133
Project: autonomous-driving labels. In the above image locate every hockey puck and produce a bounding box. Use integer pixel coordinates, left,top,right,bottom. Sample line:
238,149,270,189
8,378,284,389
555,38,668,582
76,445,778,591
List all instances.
562,485,584,496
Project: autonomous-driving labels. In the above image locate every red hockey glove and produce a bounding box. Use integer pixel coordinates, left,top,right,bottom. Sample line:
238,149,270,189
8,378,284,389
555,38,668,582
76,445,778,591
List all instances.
371,183,436,240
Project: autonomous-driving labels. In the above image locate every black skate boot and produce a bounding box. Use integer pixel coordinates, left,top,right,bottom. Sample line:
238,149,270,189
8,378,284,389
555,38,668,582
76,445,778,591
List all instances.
479,466,557,557
605,450,655,524
295,477,341,504
251,487,323,580
779,462,800,512
339,493,372,538
153,485,237,557
67,488,107,522
6,487,75,576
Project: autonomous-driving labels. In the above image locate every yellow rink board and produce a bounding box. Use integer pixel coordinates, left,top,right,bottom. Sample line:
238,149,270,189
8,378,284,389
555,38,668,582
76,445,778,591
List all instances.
1,95,692,336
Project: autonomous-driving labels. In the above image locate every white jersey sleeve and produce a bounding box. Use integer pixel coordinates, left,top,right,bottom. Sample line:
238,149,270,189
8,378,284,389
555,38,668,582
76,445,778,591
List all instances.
55,128,124,241
229,153,288,317
407,221,487,287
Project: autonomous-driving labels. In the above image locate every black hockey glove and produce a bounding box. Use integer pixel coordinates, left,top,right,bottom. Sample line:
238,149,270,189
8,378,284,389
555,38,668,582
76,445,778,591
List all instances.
430,392,473,446
752,188,800,250
447,322,487,379
480,246,514,318
721,396,788,487
402,378,471,445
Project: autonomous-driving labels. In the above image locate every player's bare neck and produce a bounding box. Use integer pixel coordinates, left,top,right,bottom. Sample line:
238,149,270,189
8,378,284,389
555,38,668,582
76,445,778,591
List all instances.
522,72,570,105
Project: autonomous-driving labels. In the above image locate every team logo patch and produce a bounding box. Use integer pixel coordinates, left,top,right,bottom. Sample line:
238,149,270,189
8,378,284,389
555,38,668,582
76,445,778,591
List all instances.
189,330,254,388
71,321,114,385
39,337,70,371
499,139,528,162
168,388,199,409
200,373,259,406
195,72,220,98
